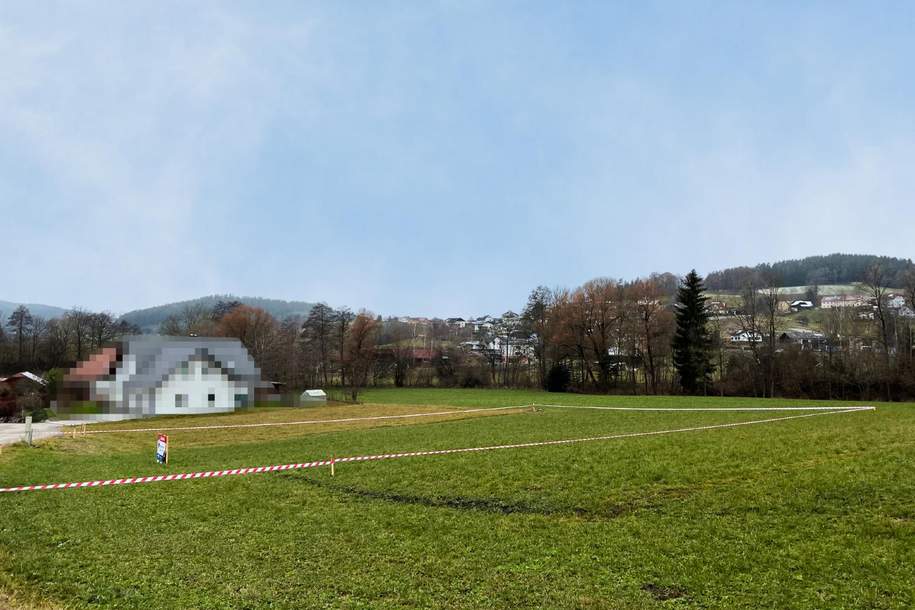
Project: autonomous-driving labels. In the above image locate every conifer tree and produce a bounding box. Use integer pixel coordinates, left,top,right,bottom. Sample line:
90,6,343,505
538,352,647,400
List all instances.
672,270,714,394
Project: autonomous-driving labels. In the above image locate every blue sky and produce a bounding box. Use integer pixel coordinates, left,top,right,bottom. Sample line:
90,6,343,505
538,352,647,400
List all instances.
2,2,914,317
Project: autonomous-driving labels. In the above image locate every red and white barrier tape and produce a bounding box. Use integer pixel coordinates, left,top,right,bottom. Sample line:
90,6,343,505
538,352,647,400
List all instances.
74,405,529,434
0,406,872,494
533,403,876,412
71,403,872,434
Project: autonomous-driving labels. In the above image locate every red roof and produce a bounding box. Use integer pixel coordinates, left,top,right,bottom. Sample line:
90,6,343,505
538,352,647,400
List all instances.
66,347,119,381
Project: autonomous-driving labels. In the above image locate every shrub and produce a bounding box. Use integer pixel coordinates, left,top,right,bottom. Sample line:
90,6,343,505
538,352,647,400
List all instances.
460,372,484,388
546,363,571,393
19,391,46,421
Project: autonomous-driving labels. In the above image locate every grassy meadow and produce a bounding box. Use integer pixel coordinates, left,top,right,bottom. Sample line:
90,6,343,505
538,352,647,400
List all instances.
0,389,912,609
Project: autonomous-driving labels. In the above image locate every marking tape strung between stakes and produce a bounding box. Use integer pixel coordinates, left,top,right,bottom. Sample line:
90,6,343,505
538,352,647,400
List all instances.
71,403,873,434
0,406,873,494
74,405,530,434
533,403,876,412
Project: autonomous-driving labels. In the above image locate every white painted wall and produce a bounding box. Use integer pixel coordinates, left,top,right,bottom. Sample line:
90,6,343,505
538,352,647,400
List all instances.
152,359,247,415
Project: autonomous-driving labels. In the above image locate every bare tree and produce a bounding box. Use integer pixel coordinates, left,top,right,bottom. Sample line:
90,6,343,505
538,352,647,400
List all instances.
906,267,915,313
65,309,92,361
629,278,673,395
88,312,119,350
905,268,915,363
29,316,48,366
335,307,354,387
217,305,278,364
342,311,378,401
709,312,725,396
522,286,553,389
182,303,216,336
760,277,781,398
387,323,415,388
735,281,764,396
581,278,622,390
866,264,893,358
866,264,893,399
159,314,183,336
159,304,215,336
43,319,71,368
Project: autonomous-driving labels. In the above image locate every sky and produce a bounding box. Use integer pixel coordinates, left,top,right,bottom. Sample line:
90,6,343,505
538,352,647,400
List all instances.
2,1,914,318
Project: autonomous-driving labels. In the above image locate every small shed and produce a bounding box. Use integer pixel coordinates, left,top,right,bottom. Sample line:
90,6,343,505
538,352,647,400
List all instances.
300,389,327,405
0,371,48,389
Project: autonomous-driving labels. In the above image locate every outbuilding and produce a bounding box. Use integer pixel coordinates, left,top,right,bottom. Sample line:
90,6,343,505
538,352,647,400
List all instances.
300,389,327,404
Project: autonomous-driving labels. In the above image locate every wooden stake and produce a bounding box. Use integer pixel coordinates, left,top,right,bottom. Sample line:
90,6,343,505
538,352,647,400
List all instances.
330,455,335,477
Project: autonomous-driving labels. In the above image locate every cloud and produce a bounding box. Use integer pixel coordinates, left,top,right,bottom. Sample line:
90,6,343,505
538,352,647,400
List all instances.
0,5,321,311
1,3,912,317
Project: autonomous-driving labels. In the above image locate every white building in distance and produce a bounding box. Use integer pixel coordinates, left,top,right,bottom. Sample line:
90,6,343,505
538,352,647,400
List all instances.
62,335,270,419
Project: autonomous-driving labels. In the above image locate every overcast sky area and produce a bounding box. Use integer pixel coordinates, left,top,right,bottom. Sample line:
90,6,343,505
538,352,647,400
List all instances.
2,2,914,317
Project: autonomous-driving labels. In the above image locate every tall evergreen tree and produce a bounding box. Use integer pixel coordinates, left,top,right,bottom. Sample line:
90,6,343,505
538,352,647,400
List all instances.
672,270,714,394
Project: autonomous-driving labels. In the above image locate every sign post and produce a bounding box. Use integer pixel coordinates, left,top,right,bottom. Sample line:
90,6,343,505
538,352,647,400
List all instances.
156,434,169,465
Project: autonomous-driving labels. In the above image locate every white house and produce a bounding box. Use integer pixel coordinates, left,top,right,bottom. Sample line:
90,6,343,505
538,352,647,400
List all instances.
821,295,866,309
62,336,270,419
887,295,907,309
730,330,764,345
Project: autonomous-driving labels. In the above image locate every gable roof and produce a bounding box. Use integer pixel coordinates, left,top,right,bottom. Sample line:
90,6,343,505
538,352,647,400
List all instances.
0,371,47,386
66,335,269,393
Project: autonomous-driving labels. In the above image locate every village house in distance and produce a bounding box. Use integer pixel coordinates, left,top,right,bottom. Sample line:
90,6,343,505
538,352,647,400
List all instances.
60,335,270,419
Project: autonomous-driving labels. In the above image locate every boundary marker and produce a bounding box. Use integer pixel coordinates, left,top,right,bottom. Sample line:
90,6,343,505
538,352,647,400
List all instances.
1,406,873,494
533,403,876,412
68,403,874,435
73,405,529,434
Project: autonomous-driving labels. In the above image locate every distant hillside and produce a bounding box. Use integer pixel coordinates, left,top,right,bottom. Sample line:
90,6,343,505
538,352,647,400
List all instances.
0,300,68,322
119,295,316,332
706,254,914,290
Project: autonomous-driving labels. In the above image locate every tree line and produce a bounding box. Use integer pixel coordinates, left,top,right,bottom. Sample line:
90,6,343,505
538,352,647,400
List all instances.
3,260,915,402
0,307,139,371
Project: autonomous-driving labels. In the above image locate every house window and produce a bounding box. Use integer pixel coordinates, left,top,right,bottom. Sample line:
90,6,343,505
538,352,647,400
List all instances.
208,393,216,407
175,394,188,408
234,393,248,408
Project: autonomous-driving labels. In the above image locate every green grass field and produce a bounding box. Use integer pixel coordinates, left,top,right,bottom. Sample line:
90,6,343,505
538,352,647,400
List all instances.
1,390,913,609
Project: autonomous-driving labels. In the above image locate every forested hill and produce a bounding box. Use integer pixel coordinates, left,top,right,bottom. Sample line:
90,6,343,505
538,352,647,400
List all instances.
0,300,68,322
705,254,914,290
119,295,316,332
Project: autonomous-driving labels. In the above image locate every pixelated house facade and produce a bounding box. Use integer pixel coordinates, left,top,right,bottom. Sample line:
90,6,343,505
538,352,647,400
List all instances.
61,336,270,418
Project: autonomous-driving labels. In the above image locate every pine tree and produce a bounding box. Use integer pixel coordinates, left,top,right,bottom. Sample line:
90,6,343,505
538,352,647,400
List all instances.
672,270,714,394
